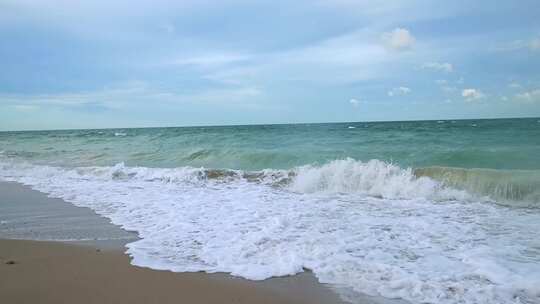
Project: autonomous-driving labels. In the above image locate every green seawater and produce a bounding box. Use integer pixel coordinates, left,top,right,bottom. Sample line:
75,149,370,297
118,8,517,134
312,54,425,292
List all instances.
1,118,539,170
2,118,540,203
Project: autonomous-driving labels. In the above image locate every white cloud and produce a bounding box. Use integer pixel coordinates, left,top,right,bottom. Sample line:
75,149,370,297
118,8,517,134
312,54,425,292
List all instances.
442,86,457,93
494,37,540,52
0,82,264,110
508,82,522,89
514,89,540,103
388,86,411,97
349,98,360,107
381,28,415,51
531,38,540,51
205,29,392,86
173,53,250,68
435,79,448,85
422,62,453,73
462,88,485,102
434,79,457,92
12,105,39,111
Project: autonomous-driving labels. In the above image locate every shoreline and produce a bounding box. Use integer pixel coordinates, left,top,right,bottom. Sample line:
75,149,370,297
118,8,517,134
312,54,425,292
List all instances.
0,238,334,304
0,181,346,304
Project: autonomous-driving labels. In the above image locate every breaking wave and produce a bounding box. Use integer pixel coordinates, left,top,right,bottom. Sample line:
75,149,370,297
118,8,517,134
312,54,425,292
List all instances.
3,158,536,206
71,158,540,206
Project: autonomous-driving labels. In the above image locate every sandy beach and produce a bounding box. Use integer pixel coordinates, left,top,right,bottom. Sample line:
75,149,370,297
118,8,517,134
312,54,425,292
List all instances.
0,182,344,304
0,238,336,304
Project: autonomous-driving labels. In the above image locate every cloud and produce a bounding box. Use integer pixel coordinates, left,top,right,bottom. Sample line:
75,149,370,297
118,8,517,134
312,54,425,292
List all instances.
3,0,540,130
442,86,457,93
0,82,264,111
514,89,540,103
434,79,457,93
12,105,39,112
173,53,251,68
204,29,392,86
462,88,485,102
530,38,540,51
508,82,522,89
381,28,415,51
421,62,453,73
0,82,149,112
494,37,540,52
435,79,448,85
388,86,411,97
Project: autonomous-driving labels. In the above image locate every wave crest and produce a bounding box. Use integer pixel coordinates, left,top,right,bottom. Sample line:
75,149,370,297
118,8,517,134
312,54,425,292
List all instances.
2,157,539,206
290,158,466,200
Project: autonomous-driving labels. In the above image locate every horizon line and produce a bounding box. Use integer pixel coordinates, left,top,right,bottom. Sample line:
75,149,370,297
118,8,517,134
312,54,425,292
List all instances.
1,115,539,133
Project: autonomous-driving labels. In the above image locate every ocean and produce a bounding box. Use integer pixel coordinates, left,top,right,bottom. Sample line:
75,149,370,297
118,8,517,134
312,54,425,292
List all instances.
1,118,540,304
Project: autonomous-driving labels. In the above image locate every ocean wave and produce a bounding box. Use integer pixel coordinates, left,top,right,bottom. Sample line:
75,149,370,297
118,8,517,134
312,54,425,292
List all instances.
44,159,460,201
290,159,468,201
3,157,537,206
1,158,540,304
72,159,539,206
289,159,540,207
415,166,540,207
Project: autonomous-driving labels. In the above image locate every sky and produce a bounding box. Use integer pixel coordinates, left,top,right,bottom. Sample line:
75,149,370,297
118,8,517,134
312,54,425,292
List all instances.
1,0,540,131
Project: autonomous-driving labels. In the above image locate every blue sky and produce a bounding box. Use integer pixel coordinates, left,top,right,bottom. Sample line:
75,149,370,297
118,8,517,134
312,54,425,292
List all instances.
1,0,540,130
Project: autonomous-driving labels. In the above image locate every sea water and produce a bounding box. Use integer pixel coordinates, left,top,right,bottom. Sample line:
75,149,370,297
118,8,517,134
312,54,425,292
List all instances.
1,118,540,304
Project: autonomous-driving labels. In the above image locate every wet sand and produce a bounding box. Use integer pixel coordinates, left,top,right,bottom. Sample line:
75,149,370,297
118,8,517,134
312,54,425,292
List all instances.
0,182,345,304
0,182,137,244
0,238,335,304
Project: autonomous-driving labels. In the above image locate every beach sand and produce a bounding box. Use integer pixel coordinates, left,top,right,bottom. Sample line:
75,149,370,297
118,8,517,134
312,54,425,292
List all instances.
0,238,337,304
0,182,345,304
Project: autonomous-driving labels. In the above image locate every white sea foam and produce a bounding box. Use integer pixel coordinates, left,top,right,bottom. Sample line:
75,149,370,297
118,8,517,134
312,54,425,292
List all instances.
291,159,469,201
1,159,539,304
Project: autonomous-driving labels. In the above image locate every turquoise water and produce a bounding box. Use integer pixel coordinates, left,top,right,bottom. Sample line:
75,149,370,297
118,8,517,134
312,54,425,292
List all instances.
1,118,539,170
2,118,540,202
2,118,540,304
